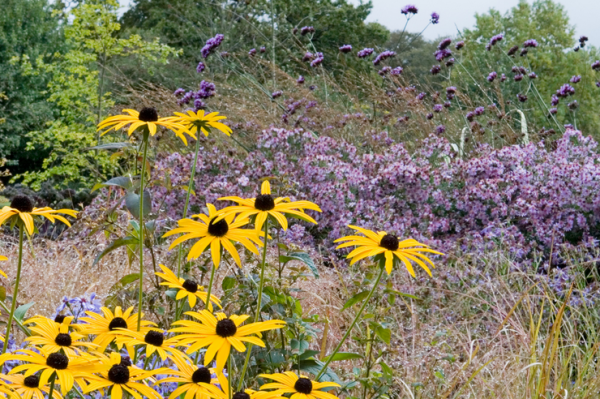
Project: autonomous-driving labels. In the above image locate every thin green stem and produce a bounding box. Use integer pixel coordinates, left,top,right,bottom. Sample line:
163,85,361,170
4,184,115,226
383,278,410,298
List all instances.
48,373,56,399
237,218,270,390
205,261,217,309
316,263,385,380
228,354,233,399
137,133,149,331
2,225,24,354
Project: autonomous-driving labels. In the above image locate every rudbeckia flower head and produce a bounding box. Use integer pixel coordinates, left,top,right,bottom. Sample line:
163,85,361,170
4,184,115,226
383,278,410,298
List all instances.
112,328,184,362
1,374,56,399
164,110,232,138
154,354,224,399
334,225,443,277
259,372,341,399
24,315,97,356
155,264,222,310
0,195,78,236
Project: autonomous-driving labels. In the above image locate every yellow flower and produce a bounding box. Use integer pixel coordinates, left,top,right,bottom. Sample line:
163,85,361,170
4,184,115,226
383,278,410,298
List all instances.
156,264,222,310
163,204,264,268
1,373,63,399
97,107,192,144
0,255,6,279
334,225,443,277
77,307,156,354
1,350,103,395
259,372,340,399
200,378,285,399
218,180,321,231
0,195,77,236
24,316,96,357
170,310,285,370
154,354,223,399
112,328,185,362
164,110,232,138
82,352,162,399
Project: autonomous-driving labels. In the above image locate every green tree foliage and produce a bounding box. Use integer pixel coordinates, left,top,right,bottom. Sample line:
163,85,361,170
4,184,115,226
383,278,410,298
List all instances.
459,0,600,135
11,0,179,189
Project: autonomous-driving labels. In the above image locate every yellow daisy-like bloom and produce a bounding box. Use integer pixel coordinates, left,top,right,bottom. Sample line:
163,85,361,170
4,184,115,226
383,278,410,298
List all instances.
156,264,222,310
113,328,185,362
170,310,285,370
334,225,443,277
97,107,192,144
77,307,156,354
83,352,162,399
1,350,103,395
200,377,285,399
154,353,223,399
218,180,321,231
164,110,232,138
0,255,7,279
24,316,96,357
163,204,264,268
0,195,77,236
1,373,63,399
259,372,340,399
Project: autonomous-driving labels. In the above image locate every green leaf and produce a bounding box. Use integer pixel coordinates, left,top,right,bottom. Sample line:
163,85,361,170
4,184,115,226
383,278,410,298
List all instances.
279,252,319,278
375,326,391,345
14,302,35,322
384,288,419,300
119,273,140,286
92,176,136,192
222,276,236,291
93,237,139,266
0,287,5,302
87,142,133,150
125,190,152,220
299,350,321,360
341,291,369,311
380,361,394,377
323,352,363,362
297,360,341,384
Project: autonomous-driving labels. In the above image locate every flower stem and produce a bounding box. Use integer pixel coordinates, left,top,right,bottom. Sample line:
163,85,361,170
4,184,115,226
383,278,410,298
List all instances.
228,354,233,399
237,218,270,390
205,259,217,309
137,133,149,331
2,225,24,354
48,373,56,399
316,262,385,380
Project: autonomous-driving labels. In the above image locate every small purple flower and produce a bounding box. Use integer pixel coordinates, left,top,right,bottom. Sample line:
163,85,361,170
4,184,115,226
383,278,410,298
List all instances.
514,74,523,81
339,44,352,53
507,45,519,56
297,75,305,84
193,98,205,110
197,80,216,98
466,111,475,122
446,93,455,100
426,113,434,120
416,92,426,101
401,4,418,15
501,74,507,82
196,62,205,73
201,34,224,58
597,81,600,88
302,52,314,62
435,124,446,134
474,106,485,116
592,60,600,71
272,90,282,99
528,72,537,79
308,85,316,91
310,52,324,67
433,104,443,112
446,86,457,94
523,39,538,48
373,50,396,65
488,33,504,49
455,41,465,50
434,49,452,61
549,107,558,115
179,91,193,105
445,58,455,67
556,84,575,98
173,88,186,97
570,75,581,84
430,65,442,75
391,66,403,75
357,48,374,58
220,51,229,57
517,93,528,102
580,35,589,46
431,12,440,24
249,48,257,56
574,46,580,52
300,26,315,35
438,38,452,50
520,48,529,57
511,66,519,73
568,100,579,110
551,95,559,106
444,101,451,108
378,66,392,75
260,46,266,53
397,115,410,123
487,71,497,82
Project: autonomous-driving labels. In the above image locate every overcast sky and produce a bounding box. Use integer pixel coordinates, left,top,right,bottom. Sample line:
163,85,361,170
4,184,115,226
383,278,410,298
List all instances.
350,0,600,46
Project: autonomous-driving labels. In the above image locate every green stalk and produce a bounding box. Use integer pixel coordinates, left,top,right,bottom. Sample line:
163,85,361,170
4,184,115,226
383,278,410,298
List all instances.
48,373,56,399
205,258,217,309
316,261,385,380
2,225,24,354
228,354,233,399
237,219,270,390
137,132,149,331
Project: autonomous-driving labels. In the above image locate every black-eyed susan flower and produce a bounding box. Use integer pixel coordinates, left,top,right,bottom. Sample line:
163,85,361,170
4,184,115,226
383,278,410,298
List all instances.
0,195,77,236
154,353,224,399
334,225,443,277
24,316,96,357
156,264,221,309
113,329,185,362
169,310,285,370
1,373,62,399
97,107,192,143
165,110,232,138
218,180,321,231
163,204,264,268
83,352,162,399
259,372,340,399
201,378,285,399
2,350,102,395
77,306,156,354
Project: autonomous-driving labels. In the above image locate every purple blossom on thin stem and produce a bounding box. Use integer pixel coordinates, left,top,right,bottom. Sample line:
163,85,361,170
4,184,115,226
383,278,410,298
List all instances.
391,67,403,75
201,34,224,58
455,41,465,50
438,38,452,50
556,84,575,98
297,75,305,84
430,65,442,75
517,93,528,102
551,95,559,106
260,46,266,53
300,26,315,35
523,39,538,48
474,106,485,116
507,46,519,56
570,75,582,84
487,71,497,82
416,92,426,101
401,4,418,15
592,60,600,71
549,107,558,115
434,49,452,61
173,88,186,97
501,74,507,82
426,113,434,120
272,90,283,99
431,12,440,24
357,48,374,58
196,62,205,73
339,44,352,53
310,52,324,67
378,66,391,76
528,72,537,79
435,124,445,134
487,33,504,50
445,58,455,67
373,50,396,65
514,74,523,82
433,104,443,113
249,48,257,56
302,52,314,62
568,100,579,110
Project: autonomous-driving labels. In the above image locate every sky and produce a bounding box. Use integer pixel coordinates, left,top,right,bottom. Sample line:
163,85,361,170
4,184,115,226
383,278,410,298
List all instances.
350,0,600,46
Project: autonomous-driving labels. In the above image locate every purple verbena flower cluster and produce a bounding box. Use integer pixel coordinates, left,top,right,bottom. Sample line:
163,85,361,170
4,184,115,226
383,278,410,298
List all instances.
373,50,396,65
201,34,224,58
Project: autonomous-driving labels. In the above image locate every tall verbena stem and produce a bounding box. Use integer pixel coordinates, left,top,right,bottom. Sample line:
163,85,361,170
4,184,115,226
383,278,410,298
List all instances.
137,129,150,331
1,225,24,354
316,259,386,380
237,218,270,389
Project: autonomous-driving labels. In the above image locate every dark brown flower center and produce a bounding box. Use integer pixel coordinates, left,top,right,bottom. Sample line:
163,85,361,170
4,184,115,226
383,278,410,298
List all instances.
182,279,199,293
108,317,128,331
254,194,275,211
144,330,164,347
215,319,237,337
108,364,130,384
54,315,66,323
191,367,212,384
233,393,251,399
294,378,313,394
55,333,72,347
208,217,229,237
10,195,34,213
23,375,39,388
138,107,159,122
46,352,69,370
380,234,399,251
